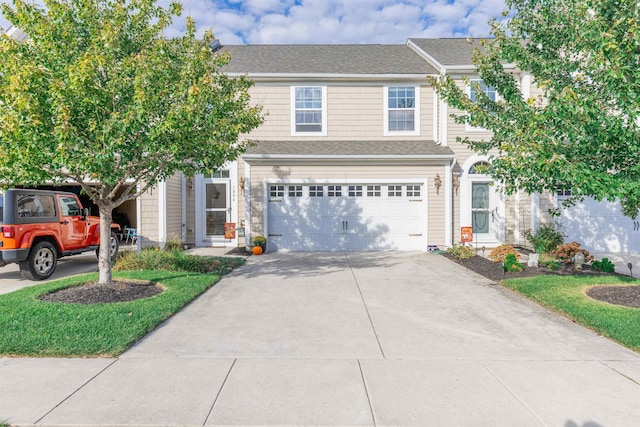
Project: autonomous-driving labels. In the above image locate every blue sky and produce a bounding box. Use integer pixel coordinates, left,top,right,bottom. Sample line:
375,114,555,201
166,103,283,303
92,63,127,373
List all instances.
1,0,508,44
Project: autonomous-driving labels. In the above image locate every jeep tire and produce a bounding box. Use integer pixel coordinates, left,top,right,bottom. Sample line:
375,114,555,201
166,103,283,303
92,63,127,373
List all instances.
19,241,57,281
96,232,120,260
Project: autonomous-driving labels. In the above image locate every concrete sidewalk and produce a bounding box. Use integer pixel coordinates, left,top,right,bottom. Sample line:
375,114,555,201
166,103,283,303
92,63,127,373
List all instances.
1,252,639,426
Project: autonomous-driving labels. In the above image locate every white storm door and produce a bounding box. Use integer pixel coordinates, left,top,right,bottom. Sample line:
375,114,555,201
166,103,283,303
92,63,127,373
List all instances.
204,181,230,239
471,182,498,242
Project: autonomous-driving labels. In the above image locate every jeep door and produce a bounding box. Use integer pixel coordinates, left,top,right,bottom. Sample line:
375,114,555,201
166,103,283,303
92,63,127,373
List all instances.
57,195,87,249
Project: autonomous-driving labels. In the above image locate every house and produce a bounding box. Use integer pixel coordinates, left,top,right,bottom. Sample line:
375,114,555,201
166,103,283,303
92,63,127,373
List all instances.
133,38,638,255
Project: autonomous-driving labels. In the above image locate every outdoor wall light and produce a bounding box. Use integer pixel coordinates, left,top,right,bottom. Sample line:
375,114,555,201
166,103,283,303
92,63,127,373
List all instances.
452,173,460,195
434,173,442,195
239,177,245,195
186,178,194,194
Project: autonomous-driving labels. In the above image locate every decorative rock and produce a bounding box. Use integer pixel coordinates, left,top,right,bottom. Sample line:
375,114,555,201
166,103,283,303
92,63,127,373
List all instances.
528,253,539,268
573,252,585,269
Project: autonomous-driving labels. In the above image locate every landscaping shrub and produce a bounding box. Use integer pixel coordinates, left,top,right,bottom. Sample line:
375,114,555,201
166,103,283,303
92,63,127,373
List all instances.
488,244,521,263
551,242,594,265
522,223,565,253
539,253,562,271
114,248,245,274
163,232,183,251
504,253,524,272
447,244,476,259
592,258,616,273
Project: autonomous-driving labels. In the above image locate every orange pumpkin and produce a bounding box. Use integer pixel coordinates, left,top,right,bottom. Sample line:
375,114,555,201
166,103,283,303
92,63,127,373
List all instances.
252,246,263,255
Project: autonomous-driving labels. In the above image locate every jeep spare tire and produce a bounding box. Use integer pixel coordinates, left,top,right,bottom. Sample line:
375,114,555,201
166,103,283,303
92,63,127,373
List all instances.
19,241,57,280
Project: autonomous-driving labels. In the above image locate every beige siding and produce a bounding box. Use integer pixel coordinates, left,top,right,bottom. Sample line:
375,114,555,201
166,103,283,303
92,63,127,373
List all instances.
539,191,557,224
165,174,183,242
139,186,159,247
246,84,434,141
248,164,448,247
185,177,196,246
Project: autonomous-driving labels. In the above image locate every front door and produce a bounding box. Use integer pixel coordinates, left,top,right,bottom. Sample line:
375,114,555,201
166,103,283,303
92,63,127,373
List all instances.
204,181,230,240
471,182,497,242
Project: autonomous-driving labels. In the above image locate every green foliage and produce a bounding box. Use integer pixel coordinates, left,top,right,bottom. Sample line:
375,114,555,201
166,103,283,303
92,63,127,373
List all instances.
429,0,640,218
0,270,231,356
488,244,521,263
252,235,268,245
447,244,476,259
521,223,565,254
163,233,183,251
551,242,594,265
591,258,616,274
503,276,640,352
504,253,524,272
114,248,245,275
539,253,562,271
0,0,263,283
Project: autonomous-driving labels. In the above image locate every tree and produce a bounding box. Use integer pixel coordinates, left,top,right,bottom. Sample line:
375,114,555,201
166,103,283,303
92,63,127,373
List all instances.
0,0,263,283
430,0,640,218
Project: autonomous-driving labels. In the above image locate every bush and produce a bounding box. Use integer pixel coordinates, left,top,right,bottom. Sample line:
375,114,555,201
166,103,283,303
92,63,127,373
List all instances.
539,253,562,271
551,242,594,265
114,248,245,275
504,253,524,272
163,233,183,251
592,258,616,273
522,223,565,253
488,244,521,263
447,244,476,259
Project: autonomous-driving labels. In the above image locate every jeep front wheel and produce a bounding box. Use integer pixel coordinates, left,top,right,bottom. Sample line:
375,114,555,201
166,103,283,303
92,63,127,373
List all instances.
19,241,57,281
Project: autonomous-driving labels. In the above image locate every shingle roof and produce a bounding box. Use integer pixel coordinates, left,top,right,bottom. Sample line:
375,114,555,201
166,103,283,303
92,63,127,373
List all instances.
243,140,454,157
221,44,438,75
408,38,490,67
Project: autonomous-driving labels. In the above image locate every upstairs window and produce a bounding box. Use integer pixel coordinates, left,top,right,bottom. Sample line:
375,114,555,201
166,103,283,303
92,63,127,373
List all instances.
385,86,419,135
292,86,326,135
467,80,496,131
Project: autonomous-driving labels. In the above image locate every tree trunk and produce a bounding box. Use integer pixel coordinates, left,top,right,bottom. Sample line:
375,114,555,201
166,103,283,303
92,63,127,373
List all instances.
98,202,114,284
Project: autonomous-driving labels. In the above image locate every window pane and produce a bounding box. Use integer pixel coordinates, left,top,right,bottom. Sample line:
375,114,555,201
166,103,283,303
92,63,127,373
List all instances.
206,183,227,209
389,110,415,131
472,212,490,233
472,183,489,209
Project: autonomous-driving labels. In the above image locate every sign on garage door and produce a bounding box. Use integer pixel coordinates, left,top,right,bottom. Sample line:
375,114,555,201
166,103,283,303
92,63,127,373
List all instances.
267,183,426,251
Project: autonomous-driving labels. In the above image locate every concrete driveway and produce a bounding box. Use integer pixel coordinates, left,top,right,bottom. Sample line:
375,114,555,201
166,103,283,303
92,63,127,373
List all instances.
0,252,99,295
1,252,639,426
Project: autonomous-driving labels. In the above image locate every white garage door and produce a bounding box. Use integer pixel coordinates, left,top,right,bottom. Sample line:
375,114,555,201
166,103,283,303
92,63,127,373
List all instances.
560,197,640,253
267,183,426,251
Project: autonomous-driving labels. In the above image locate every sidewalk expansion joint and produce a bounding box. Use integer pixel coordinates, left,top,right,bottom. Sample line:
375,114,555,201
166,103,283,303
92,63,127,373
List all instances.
34,358,119,425
203,358,237,426
358,359,378,427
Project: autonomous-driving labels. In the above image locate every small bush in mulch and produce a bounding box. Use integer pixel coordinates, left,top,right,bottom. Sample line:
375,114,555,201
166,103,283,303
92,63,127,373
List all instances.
444,253,620,283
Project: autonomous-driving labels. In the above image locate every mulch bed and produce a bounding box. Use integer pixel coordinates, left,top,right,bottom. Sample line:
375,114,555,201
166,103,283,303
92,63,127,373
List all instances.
444,253,639,309
586,286,640,309
39,279,164,304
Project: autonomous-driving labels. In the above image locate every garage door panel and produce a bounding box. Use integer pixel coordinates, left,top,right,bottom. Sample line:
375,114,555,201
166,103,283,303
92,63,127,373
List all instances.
561,198,640,253
267,183,426,252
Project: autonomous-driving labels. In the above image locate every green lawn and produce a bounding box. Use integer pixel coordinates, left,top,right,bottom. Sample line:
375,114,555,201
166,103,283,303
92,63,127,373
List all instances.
502,275,640,352
0,269,231,357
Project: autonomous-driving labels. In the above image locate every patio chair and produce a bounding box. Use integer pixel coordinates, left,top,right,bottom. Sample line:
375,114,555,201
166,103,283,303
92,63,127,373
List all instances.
123,227,138,244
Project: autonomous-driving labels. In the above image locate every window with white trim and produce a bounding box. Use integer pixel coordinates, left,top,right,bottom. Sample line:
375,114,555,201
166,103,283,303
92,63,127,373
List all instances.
309,185,324,197
388,185,402,197
406,185,421,197
292,86,326,135
288,185,303,197
367,185,381,197
467,80,496,131
270,185,284,198
328,185,342,197
348,185,363,197
385,86,419,135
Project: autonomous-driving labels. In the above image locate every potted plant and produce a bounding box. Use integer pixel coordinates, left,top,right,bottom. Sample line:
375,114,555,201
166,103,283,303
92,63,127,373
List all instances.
252,235,268,252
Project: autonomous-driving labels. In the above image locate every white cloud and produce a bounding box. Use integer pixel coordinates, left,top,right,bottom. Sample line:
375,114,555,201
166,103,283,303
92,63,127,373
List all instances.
2,0,508,44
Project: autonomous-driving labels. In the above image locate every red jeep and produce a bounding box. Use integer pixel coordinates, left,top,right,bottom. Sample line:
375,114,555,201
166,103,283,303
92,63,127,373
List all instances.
0,189,120,280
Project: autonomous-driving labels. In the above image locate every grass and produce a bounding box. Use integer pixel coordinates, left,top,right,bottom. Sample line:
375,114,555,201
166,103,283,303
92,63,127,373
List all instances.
502,275,640,352
0,254,246,357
